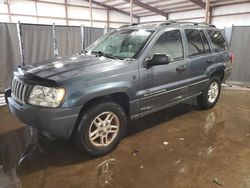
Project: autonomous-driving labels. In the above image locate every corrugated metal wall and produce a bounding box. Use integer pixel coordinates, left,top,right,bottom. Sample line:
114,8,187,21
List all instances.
229,26,250,83
0,23,21,92
83,27,104,48
0,23,104,92
21,24,54,65
56,26,82,57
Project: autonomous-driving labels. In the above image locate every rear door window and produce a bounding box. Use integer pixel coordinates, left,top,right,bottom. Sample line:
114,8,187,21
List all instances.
200,30,210,53
185,29,205,57
206,30,228,52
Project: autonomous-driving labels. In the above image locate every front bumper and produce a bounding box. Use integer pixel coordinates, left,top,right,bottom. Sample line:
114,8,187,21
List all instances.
5,89,81,140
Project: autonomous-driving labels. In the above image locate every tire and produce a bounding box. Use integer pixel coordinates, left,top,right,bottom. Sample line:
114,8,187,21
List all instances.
197,76,221,110
75,101,127,156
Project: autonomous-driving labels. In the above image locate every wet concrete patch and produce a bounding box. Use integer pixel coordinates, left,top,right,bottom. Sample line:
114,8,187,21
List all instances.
0,89,250,188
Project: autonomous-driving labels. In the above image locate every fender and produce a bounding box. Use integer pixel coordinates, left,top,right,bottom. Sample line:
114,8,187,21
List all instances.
67,81,137,107
205,62,226,78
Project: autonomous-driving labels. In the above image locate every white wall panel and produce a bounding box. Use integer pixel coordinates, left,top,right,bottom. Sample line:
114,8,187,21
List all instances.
40,0,65,3
109,22,123,28
212,4,250,28
109,11,138,23
93,21,106,28
67,0,104,8
0,4,8,13
68,20,106,28
212,14,250,28
0,15,9,22
68,6,89,19
140,10,204,23
92,9,107,21
10,1,36,16
0,0,134,27
178,18,204,22
12,16,37,24
69,20,107,28
38,18,66,25
37,2,65,17
169,9,204,20
213,3,250,15
140,4,250,29
140,15,166,23
68,20,91,26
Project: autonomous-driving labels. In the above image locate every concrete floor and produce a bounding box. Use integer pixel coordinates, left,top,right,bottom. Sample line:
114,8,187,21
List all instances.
0,88,250,188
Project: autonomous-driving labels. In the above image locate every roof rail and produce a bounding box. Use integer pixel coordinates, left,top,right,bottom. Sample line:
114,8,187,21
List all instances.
158,20,216,28
157,20,177,26
119,23,139,28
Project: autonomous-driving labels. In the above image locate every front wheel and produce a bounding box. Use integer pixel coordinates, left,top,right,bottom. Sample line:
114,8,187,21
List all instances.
75,102,127,156
197,76,221,110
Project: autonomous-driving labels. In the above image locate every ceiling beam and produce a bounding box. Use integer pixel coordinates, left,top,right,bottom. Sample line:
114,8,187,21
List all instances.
124,0,168,17
107,2,129,7
137,7,199,17
189,0,213,11
189,0,206,9
84,0,139,18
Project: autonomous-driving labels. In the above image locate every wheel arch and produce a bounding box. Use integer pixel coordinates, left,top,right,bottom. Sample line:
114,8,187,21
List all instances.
71,92,130,139
210,68,224,82
208,64,225,82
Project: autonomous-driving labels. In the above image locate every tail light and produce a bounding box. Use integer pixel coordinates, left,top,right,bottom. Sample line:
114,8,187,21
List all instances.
229,51,234,64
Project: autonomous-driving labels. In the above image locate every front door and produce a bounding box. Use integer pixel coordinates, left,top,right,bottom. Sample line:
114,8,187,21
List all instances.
138,29,189,112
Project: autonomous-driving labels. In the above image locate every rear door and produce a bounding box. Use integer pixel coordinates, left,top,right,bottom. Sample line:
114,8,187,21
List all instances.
184,28,212,96
138,29,189,112
206,29,230,70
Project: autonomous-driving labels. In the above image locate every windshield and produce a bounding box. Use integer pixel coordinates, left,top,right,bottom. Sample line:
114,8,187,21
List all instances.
85,29,154,59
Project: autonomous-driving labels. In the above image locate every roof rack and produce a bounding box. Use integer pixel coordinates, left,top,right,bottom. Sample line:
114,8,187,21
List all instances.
119,23,139,28
158,20,216,28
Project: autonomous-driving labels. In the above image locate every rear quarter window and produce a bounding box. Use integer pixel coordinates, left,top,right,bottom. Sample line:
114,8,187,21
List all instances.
206,30,228,52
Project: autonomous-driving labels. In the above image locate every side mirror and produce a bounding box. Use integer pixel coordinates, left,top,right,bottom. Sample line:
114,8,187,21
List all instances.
145,54,170,68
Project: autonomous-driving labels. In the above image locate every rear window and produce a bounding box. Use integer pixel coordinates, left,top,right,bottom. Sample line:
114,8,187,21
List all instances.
207,30,228,52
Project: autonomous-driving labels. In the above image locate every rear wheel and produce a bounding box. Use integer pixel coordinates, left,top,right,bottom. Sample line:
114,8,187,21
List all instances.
75,102,127,156
197,76,221,110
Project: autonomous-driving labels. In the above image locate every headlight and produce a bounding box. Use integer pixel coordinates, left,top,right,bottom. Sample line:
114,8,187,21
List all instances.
28,85,65,108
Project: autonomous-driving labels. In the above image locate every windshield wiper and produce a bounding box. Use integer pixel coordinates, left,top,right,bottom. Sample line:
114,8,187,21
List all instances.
92,51,122,60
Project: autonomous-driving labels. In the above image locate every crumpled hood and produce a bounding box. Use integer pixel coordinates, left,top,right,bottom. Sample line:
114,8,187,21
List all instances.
23,54,129,82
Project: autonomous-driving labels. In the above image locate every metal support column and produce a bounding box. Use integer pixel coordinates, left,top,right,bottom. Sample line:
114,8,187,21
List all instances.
7,1,12,23
209,8,213,24
81,25,85,52
17,21,24,66
205,0,210,23
104,25,107,35
65,0,69,25
52,23,58,57
130,0,133,24
107,9,110,30
35,0,39,24
90,0,93,27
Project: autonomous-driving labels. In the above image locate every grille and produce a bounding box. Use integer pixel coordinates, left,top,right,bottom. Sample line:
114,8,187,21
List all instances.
11,77,31,104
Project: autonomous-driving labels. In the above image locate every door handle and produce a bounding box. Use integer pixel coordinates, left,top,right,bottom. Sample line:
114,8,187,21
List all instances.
207,58,216,63
176,65,186,72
